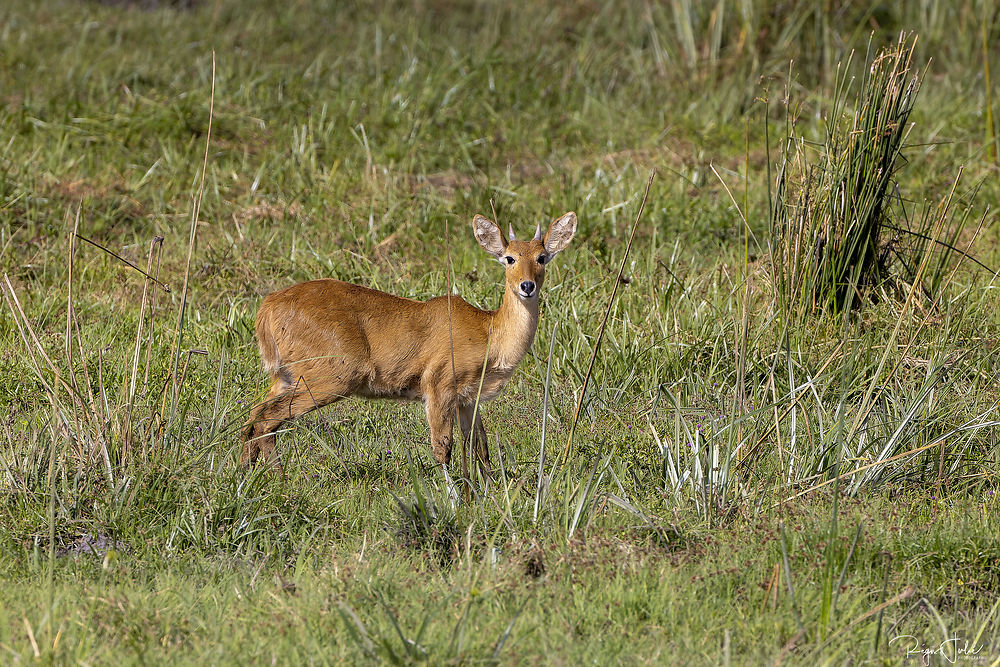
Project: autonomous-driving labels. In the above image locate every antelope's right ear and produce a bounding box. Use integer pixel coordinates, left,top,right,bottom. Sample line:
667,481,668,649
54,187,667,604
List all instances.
473,214,507,259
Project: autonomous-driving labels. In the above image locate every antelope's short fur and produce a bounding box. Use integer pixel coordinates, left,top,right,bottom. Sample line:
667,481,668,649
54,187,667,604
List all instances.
242,211,577,470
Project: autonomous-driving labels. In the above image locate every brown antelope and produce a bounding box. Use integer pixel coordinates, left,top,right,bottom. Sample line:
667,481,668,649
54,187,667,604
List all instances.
242,211,577,471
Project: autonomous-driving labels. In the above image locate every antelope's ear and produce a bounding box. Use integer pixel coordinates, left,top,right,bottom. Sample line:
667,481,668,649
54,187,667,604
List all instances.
473,214,507,258
542,212,577,256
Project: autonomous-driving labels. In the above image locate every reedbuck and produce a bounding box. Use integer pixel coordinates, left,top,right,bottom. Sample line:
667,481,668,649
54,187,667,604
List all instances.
242,211,577,471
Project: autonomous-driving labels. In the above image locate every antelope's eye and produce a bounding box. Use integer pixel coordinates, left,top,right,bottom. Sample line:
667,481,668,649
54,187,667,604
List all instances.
504,256,515,265
537,254,548,264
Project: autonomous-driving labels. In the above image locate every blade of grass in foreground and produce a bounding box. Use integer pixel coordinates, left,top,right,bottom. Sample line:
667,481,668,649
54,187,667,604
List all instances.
562,171,654,465
533,319,558,524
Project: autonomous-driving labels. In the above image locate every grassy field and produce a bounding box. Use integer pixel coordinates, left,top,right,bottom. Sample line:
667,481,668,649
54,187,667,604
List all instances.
2,0,1000,664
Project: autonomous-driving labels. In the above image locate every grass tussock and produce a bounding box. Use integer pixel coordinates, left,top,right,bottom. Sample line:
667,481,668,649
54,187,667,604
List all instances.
773,34,935,316
392,463,461,567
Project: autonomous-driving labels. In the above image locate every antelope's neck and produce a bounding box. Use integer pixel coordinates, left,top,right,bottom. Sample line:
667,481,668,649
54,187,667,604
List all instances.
491,287,540,369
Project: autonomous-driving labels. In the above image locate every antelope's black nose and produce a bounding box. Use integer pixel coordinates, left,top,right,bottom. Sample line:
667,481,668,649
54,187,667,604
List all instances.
520,280,536,296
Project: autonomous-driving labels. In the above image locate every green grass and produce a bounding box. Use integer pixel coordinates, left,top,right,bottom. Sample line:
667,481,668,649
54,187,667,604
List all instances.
2,0,1000,664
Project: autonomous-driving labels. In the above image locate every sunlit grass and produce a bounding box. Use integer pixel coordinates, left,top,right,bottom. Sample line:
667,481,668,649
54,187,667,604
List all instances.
1,0,999,663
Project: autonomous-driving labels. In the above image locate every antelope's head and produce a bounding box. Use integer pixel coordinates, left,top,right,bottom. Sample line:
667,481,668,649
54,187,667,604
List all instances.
473,212,577,301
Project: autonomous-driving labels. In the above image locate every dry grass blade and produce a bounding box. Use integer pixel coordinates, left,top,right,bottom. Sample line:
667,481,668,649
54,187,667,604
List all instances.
164,51,216,431
125,235,165,453
469,326,492,480
534,319,559,524
64,206,81,413
561,171,654,465
3,275,76,407
443,218,464,480
811,586,916,655
74,233,171,293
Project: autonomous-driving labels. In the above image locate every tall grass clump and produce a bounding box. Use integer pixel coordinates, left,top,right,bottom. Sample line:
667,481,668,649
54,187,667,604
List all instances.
771,34,946,318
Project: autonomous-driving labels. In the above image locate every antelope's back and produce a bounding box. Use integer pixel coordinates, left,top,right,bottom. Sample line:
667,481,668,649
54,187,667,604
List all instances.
255,279,490,391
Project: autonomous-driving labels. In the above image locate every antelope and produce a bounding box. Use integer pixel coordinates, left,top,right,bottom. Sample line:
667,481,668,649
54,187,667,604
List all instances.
242,211,577,471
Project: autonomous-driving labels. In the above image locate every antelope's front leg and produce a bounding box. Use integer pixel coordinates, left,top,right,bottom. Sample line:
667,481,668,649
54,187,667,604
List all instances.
459,404,490,474
424,390,456,466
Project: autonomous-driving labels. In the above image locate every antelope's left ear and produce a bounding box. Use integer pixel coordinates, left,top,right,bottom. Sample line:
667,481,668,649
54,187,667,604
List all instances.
542,212,577,256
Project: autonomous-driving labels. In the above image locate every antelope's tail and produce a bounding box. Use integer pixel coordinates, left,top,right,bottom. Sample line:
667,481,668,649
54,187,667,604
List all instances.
255,308,281,376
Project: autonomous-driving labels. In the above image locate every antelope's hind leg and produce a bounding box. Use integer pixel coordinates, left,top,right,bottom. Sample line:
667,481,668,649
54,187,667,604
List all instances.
242,380,285,468
242,377,346,470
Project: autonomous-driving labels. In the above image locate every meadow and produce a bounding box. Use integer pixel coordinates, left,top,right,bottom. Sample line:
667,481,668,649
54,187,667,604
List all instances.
1,0,999,664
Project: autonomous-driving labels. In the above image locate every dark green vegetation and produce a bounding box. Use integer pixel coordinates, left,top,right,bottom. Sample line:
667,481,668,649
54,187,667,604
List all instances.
2,1,999,663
